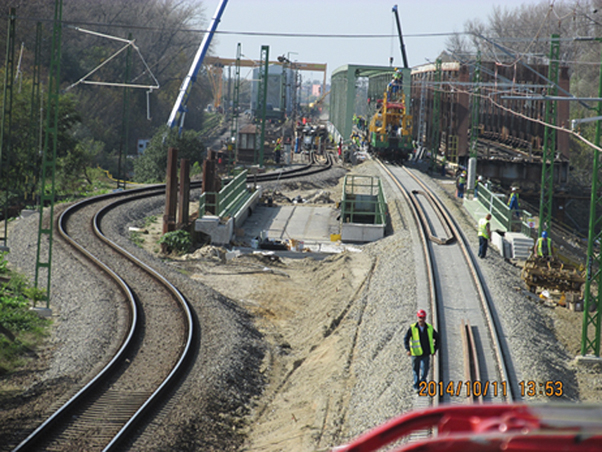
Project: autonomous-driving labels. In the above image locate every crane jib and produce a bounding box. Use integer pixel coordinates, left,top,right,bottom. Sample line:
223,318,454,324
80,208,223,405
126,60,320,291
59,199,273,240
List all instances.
167,0,229,133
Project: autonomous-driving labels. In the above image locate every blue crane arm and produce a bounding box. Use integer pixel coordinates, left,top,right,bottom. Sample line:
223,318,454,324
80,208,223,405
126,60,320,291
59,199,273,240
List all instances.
167,0,229,133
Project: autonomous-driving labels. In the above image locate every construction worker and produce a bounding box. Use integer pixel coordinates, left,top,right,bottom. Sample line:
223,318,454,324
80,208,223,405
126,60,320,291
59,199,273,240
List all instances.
508,187,520,217
404,309,439,392
478,213,492,258
474,175,483,198
456,171,466,198
535,231,553,258
274,138,282,165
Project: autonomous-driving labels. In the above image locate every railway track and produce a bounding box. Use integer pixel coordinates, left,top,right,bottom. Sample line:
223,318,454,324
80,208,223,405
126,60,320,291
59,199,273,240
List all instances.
376,159,516,406
12,187,195,451
10,155,336,451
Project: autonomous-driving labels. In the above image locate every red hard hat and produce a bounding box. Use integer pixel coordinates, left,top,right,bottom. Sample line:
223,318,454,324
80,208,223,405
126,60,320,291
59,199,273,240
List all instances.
417,309,427,318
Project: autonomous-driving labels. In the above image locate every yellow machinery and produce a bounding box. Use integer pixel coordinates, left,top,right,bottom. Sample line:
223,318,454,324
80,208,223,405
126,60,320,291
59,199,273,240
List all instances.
367,79,413,161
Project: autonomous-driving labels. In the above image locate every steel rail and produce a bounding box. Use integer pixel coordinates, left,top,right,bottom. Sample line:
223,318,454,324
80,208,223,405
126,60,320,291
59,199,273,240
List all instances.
12,195,139,452
373,158,441,409
12,156,336,449
12,186,194,451
410,190,454,245
461,319,483,404
375,158,515,407
93,191,195,451
401,165,516,402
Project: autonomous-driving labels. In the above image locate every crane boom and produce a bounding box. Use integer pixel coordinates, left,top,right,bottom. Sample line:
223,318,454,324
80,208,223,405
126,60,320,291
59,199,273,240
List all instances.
392,4,409,69
167,0,229,133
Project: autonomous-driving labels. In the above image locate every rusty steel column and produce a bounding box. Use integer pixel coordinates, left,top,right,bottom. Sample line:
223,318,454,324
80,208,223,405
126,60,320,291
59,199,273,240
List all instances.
163,147,178,234
178,158,190,227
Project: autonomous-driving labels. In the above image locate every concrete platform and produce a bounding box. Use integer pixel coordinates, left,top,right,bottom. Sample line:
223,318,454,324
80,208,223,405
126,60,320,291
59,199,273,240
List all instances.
240,204,351,254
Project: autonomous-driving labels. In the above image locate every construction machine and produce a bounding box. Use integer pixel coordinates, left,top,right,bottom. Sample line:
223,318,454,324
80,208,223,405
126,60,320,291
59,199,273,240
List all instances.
366,5,413,162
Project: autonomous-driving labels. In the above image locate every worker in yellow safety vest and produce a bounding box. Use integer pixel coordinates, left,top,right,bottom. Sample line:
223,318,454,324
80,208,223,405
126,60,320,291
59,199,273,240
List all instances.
404,309,439,392
478,213,492,258
535,231,553,258
508,187,520,217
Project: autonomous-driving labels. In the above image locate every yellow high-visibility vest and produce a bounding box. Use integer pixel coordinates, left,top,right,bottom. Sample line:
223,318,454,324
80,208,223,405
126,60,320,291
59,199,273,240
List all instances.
536,237,552,257
410,323,435,356
478,217,490,239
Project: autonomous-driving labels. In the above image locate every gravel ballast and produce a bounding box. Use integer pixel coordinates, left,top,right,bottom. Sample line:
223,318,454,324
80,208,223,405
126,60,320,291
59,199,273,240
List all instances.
1,158,598,451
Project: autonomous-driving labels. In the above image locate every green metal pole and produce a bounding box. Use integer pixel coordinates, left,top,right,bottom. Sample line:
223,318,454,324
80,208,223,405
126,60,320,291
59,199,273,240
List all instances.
117,33,132,191
581,40,602,357
27,22,42,207
0,8,16,250
538,34,560,237
254,45,269,166
468,51,481,196
35,0,63,306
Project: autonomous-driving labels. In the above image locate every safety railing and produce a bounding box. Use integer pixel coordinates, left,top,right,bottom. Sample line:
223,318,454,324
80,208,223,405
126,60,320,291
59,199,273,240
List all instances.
199,169,250,219
340,175,387,225
475,182,532,233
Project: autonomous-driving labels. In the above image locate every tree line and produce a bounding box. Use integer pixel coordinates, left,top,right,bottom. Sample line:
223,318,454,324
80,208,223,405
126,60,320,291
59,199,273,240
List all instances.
0,0,218,211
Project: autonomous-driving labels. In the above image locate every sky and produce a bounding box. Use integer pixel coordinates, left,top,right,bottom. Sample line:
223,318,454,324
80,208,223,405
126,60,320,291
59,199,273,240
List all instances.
204,0,548,84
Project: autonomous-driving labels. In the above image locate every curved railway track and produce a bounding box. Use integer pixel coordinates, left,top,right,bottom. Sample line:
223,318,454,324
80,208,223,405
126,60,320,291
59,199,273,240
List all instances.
10,154,336,451
13,186,195,452
376,159,516,406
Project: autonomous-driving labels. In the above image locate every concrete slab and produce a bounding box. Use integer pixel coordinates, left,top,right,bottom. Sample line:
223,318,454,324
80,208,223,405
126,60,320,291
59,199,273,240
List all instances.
574,355,602,367
242,204,339,245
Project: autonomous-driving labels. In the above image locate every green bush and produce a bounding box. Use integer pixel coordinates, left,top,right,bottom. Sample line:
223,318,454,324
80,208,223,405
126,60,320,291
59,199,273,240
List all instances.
0,252,8,274
158,230,192,255
0,253,51,374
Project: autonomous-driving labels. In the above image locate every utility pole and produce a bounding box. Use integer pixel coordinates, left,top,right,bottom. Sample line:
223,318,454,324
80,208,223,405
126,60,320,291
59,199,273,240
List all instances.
27,22,43,208
229,43,241,168
254,45,269,167
539,34,560,237
117,32,132,191
581,38,602,357
468,50,481,196
35,0,63,305
0,8,16,252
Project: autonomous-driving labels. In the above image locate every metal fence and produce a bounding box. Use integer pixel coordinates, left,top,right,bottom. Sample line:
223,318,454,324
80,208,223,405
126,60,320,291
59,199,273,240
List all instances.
340,174,387,225
476,182,533,236
199,169,250,218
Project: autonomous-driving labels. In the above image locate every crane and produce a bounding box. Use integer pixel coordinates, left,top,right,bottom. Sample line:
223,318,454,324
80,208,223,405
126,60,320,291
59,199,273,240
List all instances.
392,4,409,69
166,0,229,135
